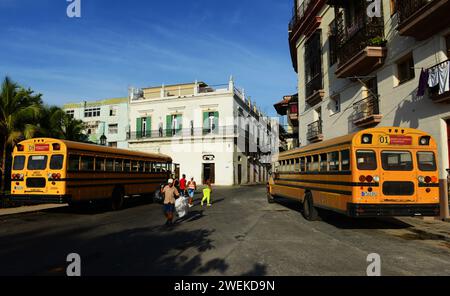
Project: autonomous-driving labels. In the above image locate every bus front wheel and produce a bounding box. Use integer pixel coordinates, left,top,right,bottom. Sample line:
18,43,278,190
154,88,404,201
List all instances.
303,193,319,221
111,188,124,211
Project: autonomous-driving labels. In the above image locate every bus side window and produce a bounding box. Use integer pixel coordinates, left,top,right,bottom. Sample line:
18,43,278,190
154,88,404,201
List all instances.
68,155,80,171
80,156,94,171
328,152,339,171
300,157,306,172
312,155,319,172
106,159,114,171
138,161,145,172
114,159,123,172
95,158,105,171
295,158,300,172
132,161,139,172
124,160,131,172
320,153,328,172
341,150,350,171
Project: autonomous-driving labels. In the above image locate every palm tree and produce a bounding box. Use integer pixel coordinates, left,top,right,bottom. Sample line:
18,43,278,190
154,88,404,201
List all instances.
36,105,88,142
0,76,42,193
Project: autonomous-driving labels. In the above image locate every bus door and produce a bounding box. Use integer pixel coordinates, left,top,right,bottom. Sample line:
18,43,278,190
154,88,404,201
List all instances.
379,150,417,202
25,153,50,194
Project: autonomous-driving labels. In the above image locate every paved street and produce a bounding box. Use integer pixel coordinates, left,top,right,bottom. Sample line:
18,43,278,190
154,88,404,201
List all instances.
0,185,449,276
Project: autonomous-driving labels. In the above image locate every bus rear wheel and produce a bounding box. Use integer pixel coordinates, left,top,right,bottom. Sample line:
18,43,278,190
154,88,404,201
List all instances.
303,193,319,221
111,188,124,211
267,191,275,204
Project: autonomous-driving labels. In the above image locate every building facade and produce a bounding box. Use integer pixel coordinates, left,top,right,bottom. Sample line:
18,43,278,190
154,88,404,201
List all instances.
288,0,450,218
127,78,276,186
274,94,299,150
63,98,129,148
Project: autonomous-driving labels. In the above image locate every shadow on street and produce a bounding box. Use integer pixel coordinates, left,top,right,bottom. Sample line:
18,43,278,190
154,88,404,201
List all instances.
274,197,413,230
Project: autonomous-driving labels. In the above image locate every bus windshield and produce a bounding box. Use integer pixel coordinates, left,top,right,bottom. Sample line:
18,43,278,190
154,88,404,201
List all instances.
381,151,413,171
13,156,26,170
417,152,437,171
27,155,48,170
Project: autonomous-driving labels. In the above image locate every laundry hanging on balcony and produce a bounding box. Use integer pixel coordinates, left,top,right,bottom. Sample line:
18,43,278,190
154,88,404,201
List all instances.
418,60,450,97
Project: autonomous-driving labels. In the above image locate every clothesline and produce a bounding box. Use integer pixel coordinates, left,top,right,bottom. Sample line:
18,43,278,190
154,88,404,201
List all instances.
417,59,450,97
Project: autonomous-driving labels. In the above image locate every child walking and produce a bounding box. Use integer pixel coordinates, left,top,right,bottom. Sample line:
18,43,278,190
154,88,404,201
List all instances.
201,180,212,207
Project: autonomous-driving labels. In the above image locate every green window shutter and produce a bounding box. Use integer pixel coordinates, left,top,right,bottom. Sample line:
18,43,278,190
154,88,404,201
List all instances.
146,116,152,137
213,112,219,134
166,115,173,137
136,118,142,138
203,112,209,134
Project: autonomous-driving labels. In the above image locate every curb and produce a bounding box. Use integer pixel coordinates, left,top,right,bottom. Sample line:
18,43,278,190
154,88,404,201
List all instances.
0,204,68,217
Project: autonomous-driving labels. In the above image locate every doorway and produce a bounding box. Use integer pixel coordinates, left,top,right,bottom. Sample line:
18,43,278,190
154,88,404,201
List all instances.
203,163,215,184
238,164,242,185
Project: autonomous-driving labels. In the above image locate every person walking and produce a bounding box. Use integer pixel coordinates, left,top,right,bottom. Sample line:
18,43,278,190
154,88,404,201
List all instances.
179,174,187,197
187,177,197,207
201,179,212,207
162,179,180,226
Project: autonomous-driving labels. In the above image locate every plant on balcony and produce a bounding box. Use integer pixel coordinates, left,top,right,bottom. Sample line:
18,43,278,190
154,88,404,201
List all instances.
367,37,387,47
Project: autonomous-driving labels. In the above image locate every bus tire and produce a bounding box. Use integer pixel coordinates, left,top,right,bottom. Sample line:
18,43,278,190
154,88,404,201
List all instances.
111,188,124,211
303,193,319,221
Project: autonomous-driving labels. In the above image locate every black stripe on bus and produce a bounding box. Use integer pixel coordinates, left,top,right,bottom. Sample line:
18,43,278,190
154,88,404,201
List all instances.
275,178,379,187
274,183,352,196
67,181,162,188
54,177,166,182
418,183,440,188
277,171,352,176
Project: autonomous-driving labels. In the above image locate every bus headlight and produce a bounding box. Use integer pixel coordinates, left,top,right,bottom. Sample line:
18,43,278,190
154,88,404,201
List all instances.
373,176,380,182
418,176,425,183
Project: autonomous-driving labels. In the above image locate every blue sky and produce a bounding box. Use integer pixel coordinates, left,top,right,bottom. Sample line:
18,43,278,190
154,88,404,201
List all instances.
0,0,297,116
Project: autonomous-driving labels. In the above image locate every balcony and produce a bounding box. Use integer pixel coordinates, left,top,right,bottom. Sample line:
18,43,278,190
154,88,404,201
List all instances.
288,0,326,72
428,60,450,103
307,120,323,143
305,74,325,106
334,8,387,78
353,95,383,127
397,0,450,40
289,102,299,122
127,126,237,141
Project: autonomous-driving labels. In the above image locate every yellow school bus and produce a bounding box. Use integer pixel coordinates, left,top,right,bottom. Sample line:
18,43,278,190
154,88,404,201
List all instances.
10,138,175,210
268,127,440,220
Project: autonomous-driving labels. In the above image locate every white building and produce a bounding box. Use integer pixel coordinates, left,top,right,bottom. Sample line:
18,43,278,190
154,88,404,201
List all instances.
63,98,129,148
127,78,276,185
288,0,450,218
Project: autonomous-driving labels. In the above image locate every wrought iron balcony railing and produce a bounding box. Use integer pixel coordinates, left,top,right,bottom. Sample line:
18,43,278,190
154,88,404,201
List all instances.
307,120,323,140
305,73,323,99
353,95,380,122
397,0,433,24
289,0,313,33
335,6,385,64
127,126,238,141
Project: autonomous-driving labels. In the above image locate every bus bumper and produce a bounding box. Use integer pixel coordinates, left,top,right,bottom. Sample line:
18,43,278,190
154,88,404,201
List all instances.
10,195,69,204
347,203,440,217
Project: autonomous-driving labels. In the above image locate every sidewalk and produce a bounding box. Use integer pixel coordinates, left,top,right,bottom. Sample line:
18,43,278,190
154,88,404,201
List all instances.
396,217,450,242
0,204,67,217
